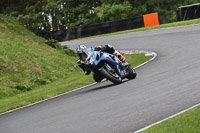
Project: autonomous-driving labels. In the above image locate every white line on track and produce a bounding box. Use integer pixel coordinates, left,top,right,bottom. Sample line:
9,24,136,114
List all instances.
0,82,98,116
134,103,200,133
0,50,157,116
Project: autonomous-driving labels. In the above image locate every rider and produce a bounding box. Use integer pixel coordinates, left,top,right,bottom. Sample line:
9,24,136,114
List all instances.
76,44,125,75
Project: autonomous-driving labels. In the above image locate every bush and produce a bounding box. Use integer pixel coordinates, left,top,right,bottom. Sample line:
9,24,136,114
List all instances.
45,39,60,49
61,45,77,57
33,77,50,85
45,39,77,57
15,83,32,92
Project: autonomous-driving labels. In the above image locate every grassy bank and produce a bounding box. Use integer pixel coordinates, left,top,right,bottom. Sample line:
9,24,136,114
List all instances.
140,105,200,133
0,14,152,113
67,18,200,41
0,14,78,98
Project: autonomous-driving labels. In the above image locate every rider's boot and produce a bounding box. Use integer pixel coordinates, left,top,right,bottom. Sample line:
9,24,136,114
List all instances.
113,50,126,62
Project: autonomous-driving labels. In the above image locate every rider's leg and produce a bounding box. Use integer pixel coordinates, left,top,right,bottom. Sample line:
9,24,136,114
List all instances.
105,44,125,62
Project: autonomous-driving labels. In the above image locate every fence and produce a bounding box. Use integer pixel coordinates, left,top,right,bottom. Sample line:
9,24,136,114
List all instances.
177,3,200,21
37,12,168,41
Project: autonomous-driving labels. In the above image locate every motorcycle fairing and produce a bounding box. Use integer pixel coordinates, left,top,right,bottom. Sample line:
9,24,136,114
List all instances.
84,48,129,78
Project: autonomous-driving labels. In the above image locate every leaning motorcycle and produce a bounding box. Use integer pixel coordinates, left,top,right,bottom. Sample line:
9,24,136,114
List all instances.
79,48,136,84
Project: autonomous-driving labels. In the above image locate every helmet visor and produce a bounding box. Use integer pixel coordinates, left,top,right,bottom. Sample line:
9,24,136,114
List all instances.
78,48,91,62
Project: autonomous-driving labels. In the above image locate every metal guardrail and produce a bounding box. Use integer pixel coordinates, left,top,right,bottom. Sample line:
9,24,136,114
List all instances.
177,3,200,21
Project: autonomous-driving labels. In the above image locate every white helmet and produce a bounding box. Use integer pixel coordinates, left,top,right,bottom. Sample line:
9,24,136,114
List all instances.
76,45,88,61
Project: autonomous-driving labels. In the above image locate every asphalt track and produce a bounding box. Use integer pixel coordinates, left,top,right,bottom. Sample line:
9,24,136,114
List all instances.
1,24,200,133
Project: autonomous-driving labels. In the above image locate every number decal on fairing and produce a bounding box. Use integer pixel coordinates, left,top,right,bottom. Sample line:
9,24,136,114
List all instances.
90,57,94,64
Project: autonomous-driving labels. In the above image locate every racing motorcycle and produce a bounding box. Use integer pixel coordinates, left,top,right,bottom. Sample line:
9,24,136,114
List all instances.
80,48,136,84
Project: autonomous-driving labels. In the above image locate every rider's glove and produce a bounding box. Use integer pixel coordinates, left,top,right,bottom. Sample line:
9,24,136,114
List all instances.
77,60,85,68
77,60,91,75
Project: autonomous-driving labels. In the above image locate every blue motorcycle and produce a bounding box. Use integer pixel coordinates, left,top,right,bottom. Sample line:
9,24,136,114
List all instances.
79,48,136,84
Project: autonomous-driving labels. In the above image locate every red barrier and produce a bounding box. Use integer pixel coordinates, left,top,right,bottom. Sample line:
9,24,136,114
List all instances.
143,12,160,27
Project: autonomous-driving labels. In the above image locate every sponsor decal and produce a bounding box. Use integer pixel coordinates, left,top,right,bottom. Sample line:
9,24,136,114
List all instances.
89,57,94,64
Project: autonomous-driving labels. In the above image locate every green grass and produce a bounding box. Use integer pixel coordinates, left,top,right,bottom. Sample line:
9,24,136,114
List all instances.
140,105,200,133
0,14,152,113
0,14,78,97
66,18,200,41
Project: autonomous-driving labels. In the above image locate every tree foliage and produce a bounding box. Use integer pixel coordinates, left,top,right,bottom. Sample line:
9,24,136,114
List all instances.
95,1,133,22
1,0,200,33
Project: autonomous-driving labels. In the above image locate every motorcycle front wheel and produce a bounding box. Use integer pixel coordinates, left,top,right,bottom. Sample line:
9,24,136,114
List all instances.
100,65,122,84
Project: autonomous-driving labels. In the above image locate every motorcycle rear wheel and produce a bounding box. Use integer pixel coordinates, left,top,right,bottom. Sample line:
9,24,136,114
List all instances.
126,66,137,79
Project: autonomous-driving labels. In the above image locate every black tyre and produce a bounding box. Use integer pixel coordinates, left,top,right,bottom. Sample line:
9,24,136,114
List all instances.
100,66,122,84
93,73,103,82
126,66,137,79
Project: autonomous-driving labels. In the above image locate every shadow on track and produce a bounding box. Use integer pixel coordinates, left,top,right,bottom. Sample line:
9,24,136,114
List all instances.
60,80,130,100
81,80,129,94
82,83,116,93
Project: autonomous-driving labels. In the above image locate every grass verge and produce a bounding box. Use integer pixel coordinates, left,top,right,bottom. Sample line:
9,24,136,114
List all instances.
66,18,200,41
140,105,200,133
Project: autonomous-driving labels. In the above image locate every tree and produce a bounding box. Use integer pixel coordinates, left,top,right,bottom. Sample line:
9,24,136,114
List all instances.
1,0,200,33
95,1,133,22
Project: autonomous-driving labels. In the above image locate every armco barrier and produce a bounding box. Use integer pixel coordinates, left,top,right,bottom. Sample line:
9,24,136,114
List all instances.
177,3,200,21
37,12,168,41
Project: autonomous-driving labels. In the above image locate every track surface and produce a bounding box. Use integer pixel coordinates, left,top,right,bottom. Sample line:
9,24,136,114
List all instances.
1,24,200,133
